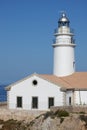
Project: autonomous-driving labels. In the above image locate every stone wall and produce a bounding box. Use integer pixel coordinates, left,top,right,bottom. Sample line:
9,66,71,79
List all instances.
50,106,87,113
0,107,45,122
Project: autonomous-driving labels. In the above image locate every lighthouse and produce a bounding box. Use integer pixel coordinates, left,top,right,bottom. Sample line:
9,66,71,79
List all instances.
53,13,76,77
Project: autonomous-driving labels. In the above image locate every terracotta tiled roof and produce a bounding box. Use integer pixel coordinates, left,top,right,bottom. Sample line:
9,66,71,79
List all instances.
60,72,87,89
40,72,87,90
39,74,72,88
5,72,87,91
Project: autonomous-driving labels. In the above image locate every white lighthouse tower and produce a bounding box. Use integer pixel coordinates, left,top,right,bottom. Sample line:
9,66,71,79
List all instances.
53,13,76,77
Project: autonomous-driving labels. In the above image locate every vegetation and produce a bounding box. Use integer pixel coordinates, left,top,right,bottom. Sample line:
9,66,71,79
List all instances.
42,111,53,120
0,119,27,130
54,109,69,117
60,117,64,123
79,111,85,114
79,114,87,128
42,109,69,124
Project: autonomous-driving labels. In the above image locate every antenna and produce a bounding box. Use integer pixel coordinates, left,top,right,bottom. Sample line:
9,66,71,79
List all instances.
59,11,66,17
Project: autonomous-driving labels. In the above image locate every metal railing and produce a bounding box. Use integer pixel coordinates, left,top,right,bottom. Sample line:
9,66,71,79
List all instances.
54,28,74,34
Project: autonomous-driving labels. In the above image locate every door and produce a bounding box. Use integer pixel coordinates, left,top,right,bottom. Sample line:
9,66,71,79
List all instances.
69,97,71,105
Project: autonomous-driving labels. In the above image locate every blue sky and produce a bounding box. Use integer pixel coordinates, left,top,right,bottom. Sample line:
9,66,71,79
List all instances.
0,0,87,84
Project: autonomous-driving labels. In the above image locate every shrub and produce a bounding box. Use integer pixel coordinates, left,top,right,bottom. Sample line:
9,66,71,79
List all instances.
79,111,85,114
54,109,69,117
60,117,64,123
79,115,87,128
79,115,87,122
43,111,54,120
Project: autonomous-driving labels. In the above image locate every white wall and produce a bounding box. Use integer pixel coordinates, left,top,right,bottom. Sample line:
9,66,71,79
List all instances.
53,45,75,77
8,75,64,110
56,35,72,44
75,91,87,105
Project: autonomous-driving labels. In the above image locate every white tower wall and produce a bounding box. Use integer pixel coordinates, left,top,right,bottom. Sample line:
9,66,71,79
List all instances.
53,13,76,77
53,44,75,76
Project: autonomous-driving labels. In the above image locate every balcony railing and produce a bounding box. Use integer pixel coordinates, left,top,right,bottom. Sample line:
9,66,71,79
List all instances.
53,38,75,44
54,28,74,34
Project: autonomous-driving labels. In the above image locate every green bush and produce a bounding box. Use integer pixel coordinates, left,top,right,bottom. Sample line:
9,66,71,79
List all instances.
43,111,54,120
54,109,69,117
79,115,87,128
43,109,69,120
60,117,64,123
79,115,87,122
79,111,85,114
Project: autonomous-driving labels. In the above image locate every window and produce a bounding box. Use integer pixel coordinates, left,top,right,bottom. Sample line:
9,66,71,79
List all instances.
32,80,38,86
48,97,54,108
32,97,38,109
17,96,22,108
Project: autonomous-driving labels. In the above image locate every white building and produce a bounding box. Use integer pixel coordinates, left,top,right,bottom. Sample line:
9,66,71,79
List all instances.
6,13,87,110
6,74,64,110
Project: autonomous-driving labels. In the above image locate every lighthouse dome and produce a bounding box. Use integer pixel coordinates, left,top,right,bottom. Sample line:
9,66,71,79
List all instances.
58,13,70,27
